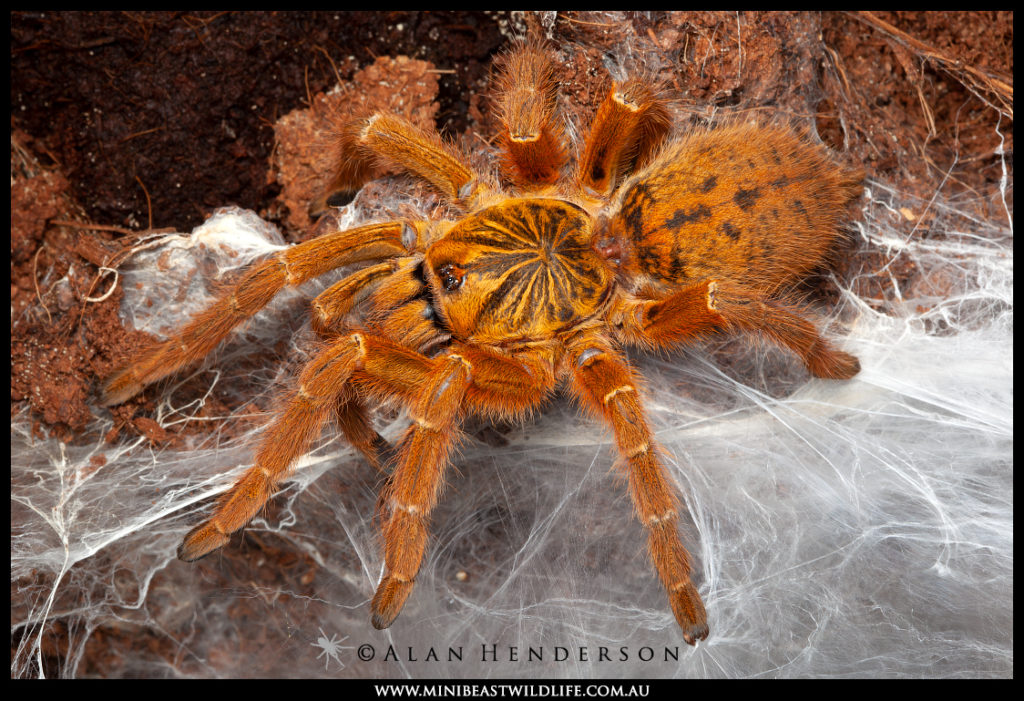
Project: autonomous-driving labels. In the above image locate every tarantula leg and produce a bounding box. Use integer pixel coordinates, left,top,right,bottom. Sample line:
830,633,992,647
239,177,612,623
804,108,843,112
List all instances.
713,284,861,379
357,342,554,627
577,78,671,198
102,221,414,406
178,332,368,561
456,344,557,418
613,281,860,380
611,280,725,350
310,124,381,219
494,39,566,187
310,262,394,337
347,113,486,208
310,257,443,353
371,354,472,629
568,341,709,645
178,331,453,562
334,391,392,472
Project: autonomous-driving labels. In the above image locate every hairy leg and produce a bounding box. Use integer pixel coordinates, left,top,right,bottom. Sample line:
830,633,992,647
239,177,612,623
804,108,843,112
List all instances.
576,78,671,198
177,332,370,561
493,39,566,187
371,342,556,627
102,220,418,405
310,262,395,337
612,281,860,379
320,112,488,211
370,353,471,628
567,338,709,645
332,391,391,472
176,325,556,632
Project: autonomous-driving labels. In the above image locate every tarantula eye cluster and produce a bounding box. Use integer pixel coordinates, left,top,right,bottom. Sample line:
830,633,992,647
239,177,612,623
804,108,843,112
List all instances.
104,37,862,645
437,263,465,292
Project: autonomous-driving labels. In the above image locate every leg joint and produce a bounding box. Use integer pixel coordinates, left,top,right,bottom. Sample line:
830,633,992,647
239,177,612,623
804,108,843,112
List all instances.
277,251,298,285
613,90,642,111
411,416,440,432
575,347,604,367
645,508,677,526
706,280,718,311
392,501,421,516
602,384,636,406
626,441,651,459
444,353,473,374
350,332,367,361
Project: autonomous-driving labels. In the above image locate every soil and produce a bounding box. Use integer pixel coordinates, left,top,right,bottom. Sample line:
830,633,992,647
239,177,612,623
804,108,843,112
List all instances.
10,11,1012,677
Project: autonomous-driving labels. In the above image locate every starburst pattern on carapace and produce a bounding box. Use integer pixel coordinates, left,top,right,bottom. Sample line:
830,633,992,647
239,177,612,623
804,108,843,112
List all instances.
441,199,612,338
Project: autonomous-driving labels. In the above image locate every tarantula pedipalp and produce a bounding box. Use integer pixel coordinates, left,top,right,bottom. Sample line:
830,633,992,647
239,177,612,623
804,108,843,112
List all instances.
103,40,862,645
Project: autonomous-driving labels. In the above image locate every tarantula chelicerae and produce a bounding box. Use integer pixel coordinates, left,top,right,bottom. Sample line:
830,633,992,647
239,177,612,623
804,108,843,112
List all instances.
104,39,862,645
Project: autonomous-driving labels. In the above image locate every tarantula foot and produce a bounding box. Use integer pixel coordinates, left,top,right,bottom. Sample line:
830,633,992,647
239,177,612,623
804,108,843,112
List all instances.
101,367,144,407
681,622,711,647
370,574,415,629
178,522,230,562
670,581,710,646
807,342,861,380
308,187,359,219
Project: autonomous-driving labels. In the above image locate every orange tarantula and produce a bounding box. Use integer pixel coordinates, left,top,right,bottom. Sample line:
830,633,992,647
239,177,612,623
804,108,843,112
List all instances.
103,40,862,645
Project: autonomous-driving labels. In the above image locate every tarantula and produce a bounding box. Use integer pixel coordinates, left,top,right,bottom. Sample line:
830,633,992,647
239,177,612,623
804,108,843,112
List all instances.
103,40,862,645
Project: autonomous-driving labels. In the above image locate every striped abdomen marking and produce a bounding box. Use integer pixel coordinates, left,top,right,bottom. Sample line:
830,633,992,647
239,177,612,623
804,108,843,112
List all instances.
427,199,612,343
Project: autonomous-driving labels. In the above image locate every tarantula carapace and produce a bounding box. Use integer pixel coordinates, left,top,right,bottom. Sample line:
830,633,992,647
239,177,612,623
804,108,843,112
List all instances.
103,40,862,645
